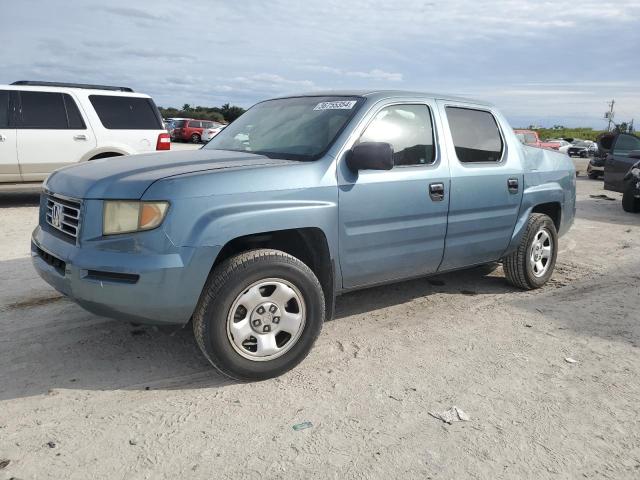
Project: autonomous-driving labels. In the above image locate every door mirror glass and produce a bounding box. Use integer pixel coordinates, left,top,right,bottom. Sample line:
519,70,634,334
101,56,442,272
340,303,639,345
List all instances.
347,142,394,171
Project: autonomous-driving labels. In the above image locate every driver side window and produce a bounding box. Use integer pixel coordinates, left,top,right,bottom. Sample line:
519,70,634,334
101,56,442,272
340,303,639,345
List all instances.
613,134,640,157
359,104,435,166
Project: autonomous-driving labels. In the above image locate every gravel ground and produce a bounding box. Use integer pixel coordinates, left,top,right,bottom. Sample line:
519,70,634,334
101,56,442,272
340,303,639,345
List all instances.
0,178,638,480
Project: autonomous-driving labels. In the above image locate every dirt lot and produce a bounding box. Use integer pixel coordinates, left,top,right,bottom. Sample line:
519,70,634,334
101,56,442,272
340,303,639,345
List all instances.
0,178,638,479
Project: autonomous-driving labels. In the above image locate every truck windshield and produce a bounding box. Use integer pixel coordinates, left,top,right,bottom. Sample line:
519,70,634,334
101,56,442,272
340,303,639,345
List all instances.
204,96,363,160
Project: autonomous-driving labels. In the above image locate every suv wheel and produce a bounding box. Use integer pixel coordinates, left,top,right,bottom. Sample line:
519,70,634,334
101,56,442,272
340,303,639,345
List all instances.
622,185,640,213
193,249,325,380
503,213,558,289
191,133,201,143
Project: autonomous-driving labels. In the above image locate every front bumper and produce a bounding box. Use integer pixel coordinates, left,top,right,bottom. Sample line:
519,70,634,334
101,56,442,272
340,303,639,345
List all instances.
31,226,220,325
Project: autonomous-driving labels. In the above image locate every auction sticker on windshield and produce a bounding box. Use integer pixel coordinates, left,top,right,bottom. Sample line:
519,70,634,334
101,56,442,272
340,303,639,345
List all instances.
313,100,357,111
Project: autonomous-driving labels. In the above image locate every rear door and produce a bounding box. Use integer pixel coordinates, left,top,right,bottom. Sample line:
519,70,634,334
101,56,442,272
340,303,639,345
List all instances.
604,133,640,192
0,90,19,182
437,102,523,271
338,101,450,288
16,91,96,181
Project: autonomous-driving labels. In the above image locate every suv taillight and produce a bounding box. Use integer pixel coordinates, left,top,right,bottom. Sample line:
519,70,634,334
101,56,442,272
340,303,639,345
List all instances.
156,133,170,151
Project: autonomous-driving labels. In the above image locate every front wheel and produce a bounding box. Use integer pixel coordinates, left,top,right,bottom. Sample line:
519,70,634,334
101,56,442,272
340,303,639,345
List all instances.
193,249,325,381
503,213,558,289
191,133,201,143
622,185,640,213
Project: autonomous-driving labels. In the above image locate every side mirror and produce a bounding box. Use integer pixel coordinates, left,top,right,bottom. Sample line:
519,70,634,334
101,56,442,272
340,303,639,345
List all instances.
628,150,640,160
347,142,394,171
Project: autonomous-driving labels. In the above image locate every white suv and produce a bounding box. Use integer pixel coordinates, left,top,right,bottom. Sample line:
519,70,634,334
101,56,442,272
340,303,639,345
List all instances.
0,81,170,183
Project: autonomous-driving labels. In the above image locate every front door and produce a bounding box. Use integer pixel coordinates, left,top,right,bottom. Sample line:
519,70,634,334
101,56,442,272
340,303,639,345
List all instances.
604,133,640,192
16,91,95,181
437,103,523,271
338,102,450,288
0,90,19,182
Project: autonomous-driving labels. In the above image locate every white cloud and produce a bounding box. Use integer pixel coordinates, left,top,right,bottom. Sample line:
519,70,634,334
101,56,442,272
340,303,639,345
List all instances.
345,69,403,81
2,0,639,125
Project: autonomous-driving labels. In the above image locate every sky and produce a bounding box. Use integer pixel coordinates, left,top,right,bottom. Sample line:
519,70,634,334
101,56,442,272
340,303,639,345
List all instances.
1,0,639,128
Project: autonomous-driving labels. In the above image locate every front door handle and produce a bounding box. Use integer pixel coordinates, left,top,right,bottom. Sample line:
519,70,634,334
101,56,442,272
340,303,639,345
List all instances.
429,182,445,201
0,134,6,142
508,177,519,193
73,134,87,141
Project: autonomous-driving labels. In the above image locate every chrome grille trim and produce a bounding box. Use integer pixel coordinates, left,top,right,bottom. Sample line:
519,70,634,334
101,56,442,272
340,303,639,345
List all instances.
45,194,82,243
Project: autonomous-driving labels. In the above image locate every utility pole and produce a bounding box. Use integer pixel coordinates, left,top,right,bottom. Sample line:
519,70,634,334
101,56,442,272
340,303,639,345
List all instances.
605,99,615,132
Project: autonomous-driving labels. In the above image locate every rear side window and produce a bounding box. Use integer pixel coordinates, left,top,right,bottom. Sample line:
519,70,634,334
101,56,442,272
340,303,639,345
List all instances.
612,134,640,157
446,107,503,163
359,104,435,166
0,90,8,128
18,92,86,129
188,120,201,128
89,95,163,130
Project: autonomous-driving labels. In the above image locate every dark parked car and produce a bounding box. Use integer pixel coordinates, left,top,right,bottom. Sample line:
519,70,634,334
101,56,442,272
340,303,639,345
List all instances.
621,161,640,212
587,151,607,179
599,132,640,212
567,141,596,158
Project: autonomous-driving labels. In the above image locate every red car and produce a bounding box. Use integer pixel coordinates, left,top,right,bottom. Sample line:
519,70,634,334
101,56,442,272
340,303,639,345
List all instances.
514,129,560,150
171,119,220,143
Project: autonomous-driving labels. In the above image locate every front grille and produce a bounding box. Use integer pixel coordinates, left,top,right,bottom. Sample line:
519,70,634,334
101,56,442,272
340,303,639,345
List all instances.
45,194,81,243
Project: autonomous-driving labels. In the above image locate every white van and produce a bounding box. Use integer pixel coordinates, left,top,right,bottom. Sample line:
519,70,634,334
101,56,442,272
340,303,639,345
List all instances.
0,81,170,183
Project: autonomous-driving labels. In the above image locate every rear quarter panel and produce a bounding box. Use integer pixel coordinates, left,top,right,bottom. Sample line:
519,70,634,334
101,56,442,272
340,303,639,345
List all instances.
505,145,575,255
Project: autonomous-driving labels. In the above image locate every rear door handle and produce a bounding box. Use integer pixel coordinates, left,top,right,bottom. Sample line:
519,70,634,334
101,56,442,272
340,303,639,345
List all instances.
73,134,87,141
0,134,6,142
429,182,445,201
508,177,519,193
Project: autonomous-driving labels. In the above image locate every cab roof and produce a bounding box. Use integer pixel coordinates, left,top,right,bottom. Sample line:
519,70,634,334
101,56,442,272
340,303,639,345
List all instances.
272,89,493,107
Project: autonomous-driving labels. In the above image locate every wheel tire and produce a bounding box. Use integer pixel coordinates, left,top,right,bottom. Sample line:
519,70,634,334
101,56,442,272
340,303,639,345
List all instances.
588,171,600,180
622,186,640,213
193,249,325,381
503,213,558,290
191,133,201,143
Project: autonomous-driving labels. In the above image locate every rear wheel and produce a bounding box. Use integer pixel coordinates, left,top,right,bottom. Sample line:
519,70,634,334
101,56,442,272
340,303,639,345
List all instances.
191,133,201,143
193,249,325,380
503,213,558,290
622,185,640,213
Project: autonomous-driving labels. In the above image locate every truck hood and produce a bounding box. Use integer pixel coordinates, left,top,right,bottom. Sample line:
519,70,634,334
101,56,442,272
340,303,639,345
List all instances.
45,149,296,199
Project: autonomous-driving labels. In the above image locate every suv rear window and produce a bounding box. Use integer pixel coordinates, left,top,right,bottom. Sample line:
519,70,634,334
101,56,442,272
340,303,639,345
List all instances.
0,91,8,128
446,107,503,163
18,92,86,129
89,95,163,130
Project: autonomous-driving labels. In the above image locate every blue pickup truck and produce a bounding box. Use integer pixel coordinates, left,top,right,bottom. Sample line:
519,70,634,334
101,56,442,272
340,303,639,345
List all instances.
32,91,575,380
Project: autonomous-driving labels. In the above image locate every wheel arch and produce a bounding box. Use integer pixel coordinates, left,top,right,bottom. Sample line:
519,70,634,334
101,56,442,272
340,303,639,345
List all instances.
531,201,561,231
213,227,336,321
502,180,569,258
79,146,132,162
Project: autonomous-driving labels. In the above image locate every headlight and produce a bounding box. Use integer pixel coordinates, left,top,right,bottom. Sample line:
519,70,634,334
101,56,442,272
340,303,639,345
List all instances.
103,201,169,235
